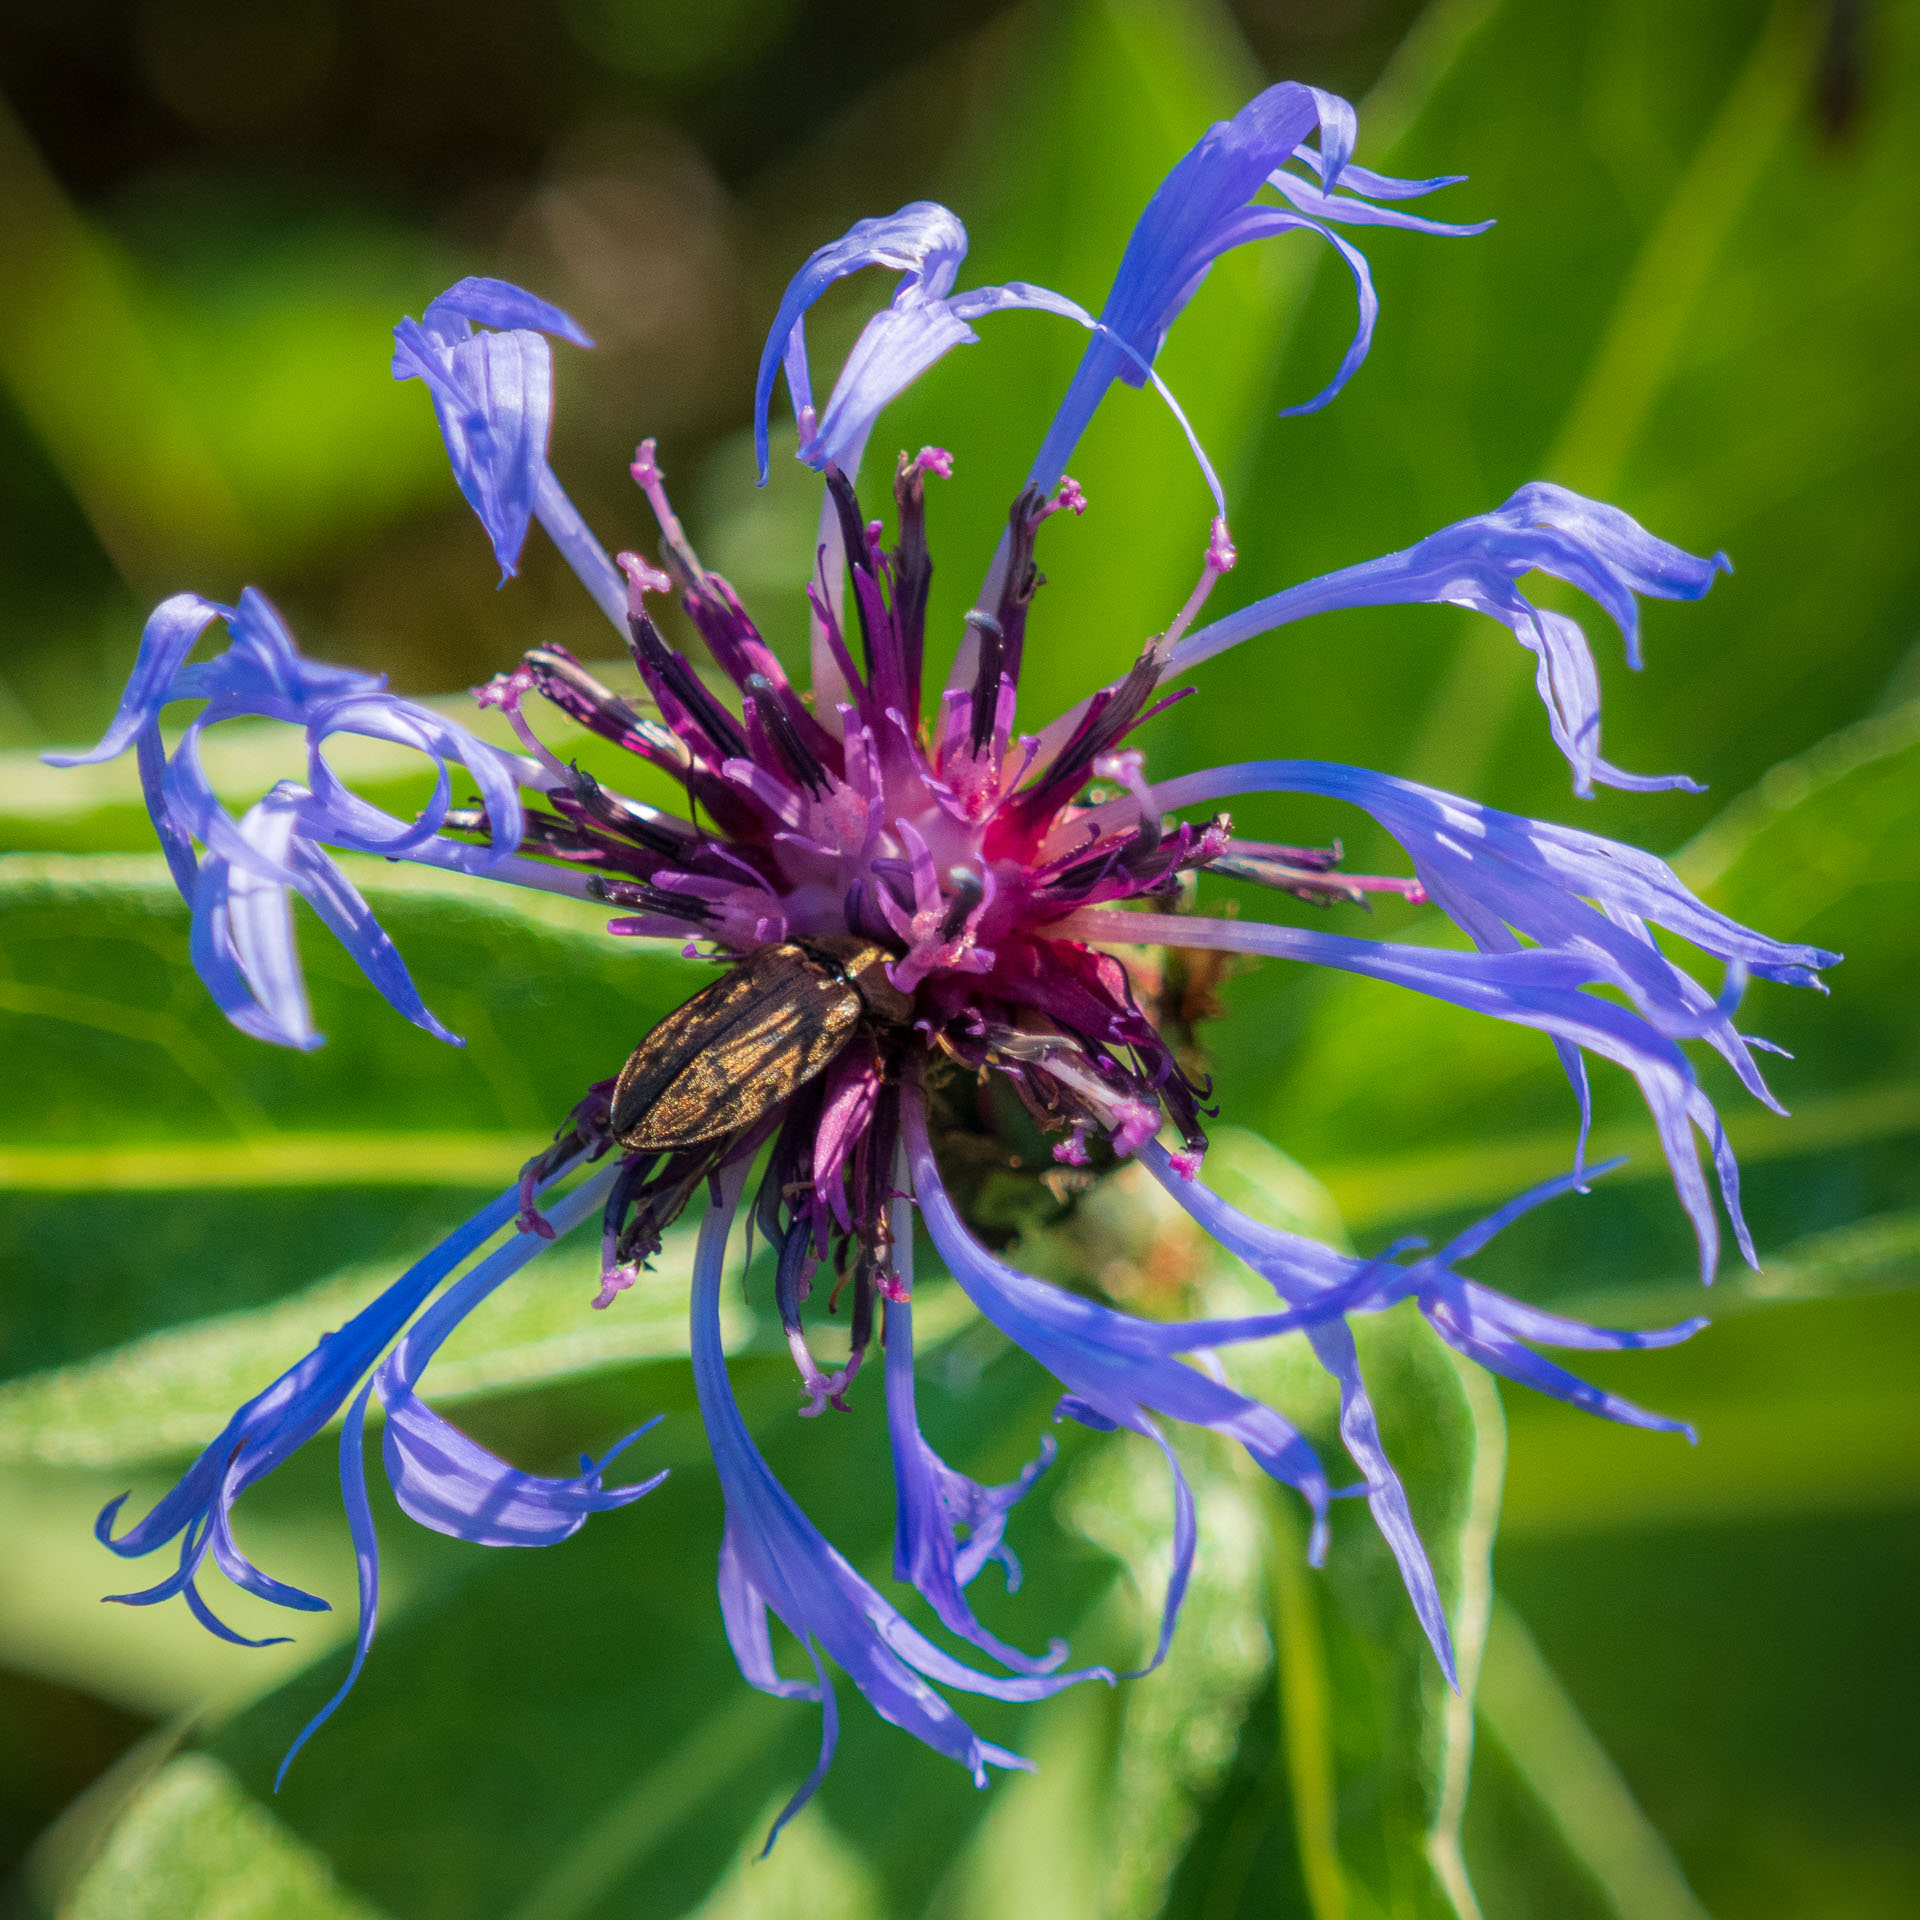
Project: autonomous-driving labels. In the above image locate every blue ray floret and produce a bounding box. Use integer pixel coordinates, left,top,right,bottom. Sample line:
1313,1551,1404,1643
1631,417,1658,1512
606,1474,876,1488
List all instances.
58,76,1836,1833
1167,482,1734,796
46,587,530,1047
95,1148,662,1771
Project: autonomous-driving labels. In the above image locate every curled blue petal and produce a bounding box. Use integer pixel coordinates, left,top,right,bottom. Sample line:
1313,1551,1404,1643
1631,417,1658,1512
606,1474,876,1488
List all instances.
394,278,590,579
41,594,225,768
716,1527,839,1858
1141,1144,1703,1421
1228,206,1381,419
422,275,593,349
183,781,461,1050
1310,1320,1454,1683
97,1182,527,1626
286,837,457,1041
47,589,540,1049
397,279,627,624
97,1155,653,1779
183,1580,292,1649
304,691,524,867
1137,1140,1706,1662
276,1381,380,1788
1286,141,1467,199
135,725,200,899
1169,483,1732,795
1151,760,1836,1109
1025,81,1484,495
884,1286,1066,1675
1135,1149,1451,1674
1264,165,1494,237
755,206,1233,511
174,588,384,724
1152,756,1827,1236
395,318,555,582
690,1162,1108,1846
753,203,969,482
1425,1296,1696,1437
1069,904,1761,1280
374,1164,666,1546
188,789,323,1050
1457,1284,1706,1353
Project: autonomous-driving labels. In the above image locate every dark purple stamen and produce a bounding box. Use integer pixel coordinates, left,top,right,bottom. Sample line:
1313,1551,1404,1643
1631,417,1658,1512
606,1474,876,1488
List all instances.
1000,643,1167,833
990,484,1049,687
586,874,720,922
522,647,688,773
842,877,884,943
745,674,832,799
965,611,1005,755
773,1216,814,1333
1133,685,1197,730
627,611,749,763
561,765,699,856
889,451,934,723
824,467,883,687
940,867,985,941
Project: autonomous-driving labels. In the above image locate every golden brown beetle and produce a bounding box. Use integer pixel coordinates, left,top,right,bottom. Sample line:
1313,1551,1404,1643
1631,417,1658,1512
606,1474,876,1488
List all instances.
610,937,914,1151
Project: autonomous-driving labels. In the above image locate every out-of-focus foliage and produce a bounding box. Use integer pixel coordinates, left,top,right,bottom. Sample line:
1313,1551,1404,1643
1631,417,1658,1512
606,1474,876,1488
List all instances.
0,0,1915,1916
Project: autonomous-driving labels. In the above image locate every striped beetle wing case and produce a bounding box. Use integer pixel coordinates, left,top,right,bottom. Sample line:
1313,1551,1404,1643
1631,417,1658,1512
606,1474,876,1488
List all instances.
611,939,904,1151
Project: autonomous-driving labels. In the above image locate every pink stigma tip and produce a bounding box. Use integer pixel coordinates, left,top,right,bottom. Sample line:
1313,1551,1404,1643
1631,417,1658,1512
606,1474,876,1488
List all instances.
1206,517,1237,574
473,662,534,712
914,446,955,479
629,438,662,489
616,550,672,613
1035,476,1087,525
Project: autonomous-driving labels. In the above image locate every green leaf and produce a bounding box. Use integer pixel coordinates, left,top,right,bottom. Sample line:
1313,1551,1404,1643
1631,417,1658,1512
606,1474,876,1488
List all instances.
0,852,705,1151
0,854,709,1377
55,1753,392,1920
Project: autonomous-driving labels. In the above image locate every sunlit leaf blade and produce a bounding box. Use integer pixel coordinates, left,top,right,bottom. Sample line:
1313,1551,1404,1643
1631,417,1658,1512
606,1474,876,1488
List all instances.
0,853,702,1151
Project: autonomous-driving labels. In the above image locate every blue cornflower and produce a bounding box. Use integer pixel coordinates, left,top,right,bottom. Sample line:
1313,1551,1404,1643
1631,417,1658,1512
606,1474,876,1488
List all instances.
55,81,1833,1836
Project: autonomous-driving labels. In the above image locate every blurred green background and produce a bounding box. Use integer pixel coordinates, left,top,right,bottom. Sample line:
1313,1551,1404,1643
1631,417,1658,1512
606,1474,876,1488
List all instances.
0,0,1915,1914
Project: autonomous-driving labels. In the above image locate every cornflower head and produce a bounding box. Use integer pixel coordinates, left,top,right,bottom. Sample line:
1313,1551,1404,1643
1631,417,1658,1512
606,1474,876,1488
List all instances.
56,80,1834,1838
